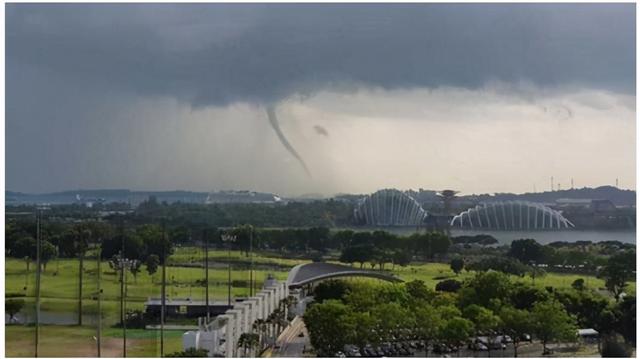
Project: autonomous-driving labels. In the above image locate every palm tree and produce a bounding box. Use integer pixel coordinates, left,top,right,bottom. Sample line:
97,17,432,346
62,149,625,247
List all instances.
237,333,260,357
280,295,298,321
265,313,277,346
252,319,268,350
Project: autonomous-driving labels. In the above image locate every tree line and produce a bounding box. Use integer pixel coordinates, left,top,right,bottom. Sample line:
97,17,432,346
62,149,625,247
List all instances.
304,272,635,357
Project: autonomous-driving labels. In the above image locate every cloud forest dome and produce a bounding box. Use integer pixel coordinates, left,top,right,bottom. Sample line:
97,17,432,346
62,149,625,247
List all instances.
451,201,574,230
354,189,427,226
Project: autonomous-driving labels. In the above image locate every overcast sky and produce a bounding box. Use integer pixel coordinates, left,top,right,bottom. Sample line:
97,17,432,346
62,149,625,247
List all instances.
6,3,636,196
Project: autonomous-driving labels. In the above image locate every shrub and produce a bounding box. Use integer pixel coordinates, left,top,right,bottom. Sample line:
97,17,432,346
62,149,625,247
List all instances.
435,279,462,292
166,348,209,357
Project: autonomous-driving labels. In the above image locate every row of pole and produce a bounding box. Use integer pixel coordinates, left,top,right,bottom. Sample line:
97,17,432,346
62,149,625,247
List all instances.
32,211,254,358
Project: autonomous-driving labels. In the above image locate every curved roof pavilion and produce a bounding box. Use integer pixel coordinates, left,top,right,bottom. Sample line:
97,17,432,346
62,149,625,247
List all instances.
286,262,402,289
451,200,574,230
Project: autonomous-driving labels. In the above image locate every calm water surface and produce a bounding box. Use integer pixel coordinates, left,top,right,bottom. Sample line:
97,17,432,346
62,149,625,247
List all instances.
344,227,635,245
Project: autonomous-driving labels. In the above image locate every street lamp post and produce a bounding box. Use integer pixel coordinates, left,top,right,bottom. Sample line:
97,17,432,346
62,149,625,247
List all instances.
203,229,210,321
249,227,254,297
96,243,102,357
24,256,29,291
111,254,139,358
161,220,167,358
221,234,237,306
34,205,49,358
35,208,41,358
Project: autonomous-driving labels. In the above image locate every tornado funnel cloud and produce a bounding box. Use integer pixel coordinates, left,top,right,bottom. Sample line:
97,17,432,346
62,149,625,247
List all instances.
266,105,312,177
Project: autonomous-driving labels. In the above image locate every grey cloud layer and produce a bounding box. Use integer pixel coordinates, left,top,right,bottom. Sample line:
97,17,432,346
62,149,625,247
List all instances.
5,4,636,194
7,3,635,108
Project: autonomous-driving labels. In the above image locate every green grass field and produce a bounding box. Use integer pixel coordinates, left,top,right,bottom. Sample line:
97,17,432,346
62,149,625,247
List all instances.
5,247,635,357
5,325,184,357
6,255,292,324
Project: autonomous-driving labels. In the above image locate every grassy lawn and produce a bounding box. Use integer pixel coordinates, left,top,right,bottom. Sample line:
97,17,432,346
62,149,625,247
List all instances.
5,325,184,357
6,250,294,324
7,249,634,318
393,262,636,294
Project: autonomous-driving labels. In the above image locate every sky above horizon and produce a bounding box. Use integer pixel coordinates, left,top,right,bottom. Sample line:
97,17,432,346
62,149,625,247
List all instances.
6,4,636,196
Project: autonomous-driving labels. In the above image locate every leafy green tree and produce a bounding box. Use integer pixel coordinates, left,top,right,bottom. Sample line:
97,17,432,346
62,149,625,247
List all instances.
599,250,635,301
372,302,414,342
129,260,142,283
331,230,354,250
508,282,550,310
344,282,379,312
571,278,585,291
450,257,464,275
508,238,547,263
345,311,377,347
413,304,443,352
313,280,350,303
136,224,174,263
339,245,374,268
303,300,354,357
392,249,412,269
11,236,35,270
229,224,255,256
6,299,25,323
145,254,160,283
499,306,533,357
553,289,609,331
435,279,462,293
101,232,144,260
613,295,636,345
438,305,462,320
39,240,58,271
439,317,474,353
463,305,501,355
531,300,577,354
429,232,452,259
459,271,512,309
169,226,191,244
463,305,500,333
467,256,530,276
237,333,260,357
376,283,410,306
405,280,435,302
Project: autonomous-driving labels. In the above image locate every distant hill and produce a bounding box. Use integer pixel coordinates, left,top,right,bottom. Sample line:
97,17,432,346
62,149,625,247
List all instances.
339,186,635,207
460,186,636,206
6,186,636,207
5,189,280,205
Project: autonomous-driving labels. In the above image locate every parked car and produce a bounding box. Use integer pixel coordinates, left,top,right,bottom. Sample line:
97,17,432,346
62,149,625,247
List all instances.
498,335,513,344
520,334,532,342
344,345,362,357
468,341,488,351
432,343,453,354
360,347,374,357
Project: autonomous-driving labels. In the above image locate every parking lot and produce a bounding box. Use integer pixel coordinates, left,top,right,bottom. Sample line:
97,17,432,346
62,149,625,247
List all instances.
336,341,600,358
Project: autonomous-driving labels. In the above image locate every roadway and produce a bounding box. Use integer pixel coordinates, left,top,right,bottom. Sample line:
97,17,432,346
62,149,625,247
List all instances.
267,316,309,357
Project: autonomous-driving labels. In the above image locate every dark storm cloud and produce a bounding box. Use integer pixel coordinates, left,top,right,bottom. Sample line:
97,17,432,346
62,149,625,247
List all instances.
6,3,635,108
5,3,636,194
